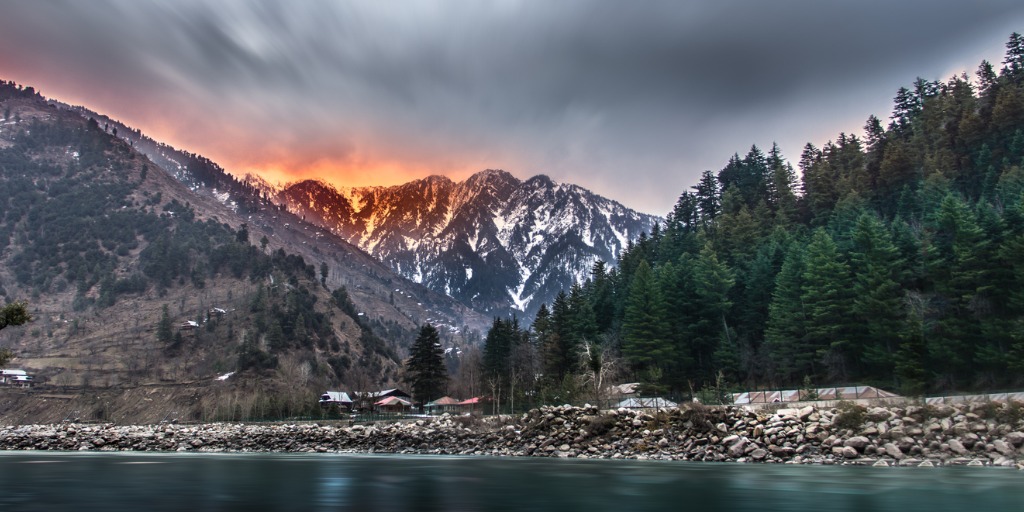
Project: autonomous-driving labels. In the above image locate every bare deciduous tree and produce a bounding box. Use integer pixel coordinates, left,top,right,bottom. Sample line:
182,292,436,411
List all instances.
577,337,622,405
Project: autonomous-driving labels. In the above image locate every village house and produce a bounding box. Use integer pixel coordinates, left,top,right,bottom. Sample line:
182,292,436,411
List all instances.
454,397,484,414
374,395,413,414
350,388,411,412
318,391,354,412
0,369,34,387
423,396,461,415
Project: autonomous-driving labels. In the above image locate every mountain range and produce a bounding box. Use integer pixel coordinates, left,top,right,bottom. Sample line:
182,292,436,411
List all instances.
63,98,659,320
274,171,660,317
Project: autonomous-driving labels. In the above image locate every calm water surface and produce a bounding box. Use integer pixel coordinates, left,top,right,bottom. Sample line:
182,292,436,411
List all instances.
1,452,1021,511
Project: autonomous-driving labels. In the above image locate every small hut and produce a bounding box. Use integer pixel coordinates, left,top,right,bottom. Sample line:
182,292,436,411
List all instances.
374,395,413,413
424,396,461,415
454,397,485,414
319,391,354,412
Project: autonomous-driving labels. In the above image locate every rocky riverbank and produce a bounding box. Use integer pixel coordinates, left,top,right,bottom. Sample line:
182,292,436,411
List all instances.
3,402,1024,467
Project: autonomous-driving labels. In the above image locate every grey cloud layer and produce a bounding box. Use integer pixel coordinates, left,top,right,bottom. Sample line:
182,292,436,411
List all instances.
2,0,1023,213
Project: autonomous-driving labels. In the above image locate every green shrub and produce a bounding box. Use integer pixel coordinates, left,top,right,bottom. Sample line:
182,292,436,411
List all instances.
832,400,866,430
997,400,1023,426
585,414,617,436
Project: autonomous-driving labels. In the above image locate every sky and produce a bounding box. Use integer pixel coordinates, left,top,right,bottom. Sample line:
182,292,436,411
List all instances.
2,1,1024,215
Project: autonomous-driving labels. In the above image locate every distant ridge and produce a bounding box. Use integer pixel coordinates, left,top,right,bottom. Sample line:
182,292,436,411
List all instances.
277,170,661,317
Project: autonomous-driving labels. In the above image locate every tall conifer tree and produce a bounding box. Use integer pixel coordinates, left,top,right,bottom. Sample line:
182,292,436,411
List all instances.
801,229,856,381
622,261,671,378
405,324,448,407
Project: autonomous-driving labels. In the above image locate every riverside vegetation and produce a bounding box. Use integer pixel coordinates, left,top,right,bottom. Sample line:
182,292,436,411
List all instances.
3,401,1023,468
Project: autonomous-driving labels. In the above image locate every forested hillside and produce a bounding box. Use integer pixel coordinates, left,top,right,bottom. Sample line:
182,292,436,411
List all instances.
478,34,1024,404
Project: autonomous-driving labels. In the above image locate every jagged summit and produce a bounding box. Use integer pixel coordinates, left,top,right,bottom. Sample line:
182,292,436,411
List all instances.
277,169,661,317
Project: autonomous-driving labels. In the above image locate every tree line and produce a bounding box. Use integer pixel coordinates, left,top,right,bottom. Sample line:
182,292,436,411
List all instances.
471,33,1024,407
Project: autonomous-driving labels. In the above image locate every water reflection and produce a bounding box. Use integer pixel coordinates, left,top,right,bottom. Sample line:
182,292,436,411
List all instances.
1,452,1021,512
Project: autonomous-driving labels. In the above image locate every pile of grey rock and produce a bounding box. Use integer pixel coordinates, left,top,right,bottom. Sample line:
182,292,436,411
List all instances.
2,401,1022,467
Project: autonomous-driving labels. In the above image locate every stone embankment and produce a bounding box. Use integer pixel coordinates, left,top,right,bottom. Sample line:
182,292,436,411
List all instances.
2,402,1023,467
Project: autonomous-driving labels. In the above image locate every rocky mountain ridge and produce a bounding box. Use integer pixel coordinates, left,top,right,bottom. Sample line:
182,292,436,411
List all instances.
277,170,660,317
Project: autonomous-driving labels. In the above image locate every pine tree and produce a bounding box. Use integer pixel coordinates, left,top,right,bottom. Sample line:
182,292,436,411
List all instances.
545,291,579,382
801,143,838,220
731,237,783,382
890,86,920,134
692,244,737,381
656,259,696,391
765,243,808,383
850,213,906,380
156,304,173,345
801,229,856,382
928,194,989,387
531,303,553,352
0,301,31,367
694,170,721,227
668,191,700,235
589,261,616,333
1002,219,1024,375
621,261,671,376
267,320,286,352
768,143,799,223
0,301,31,332
483,317,514,380
405,324,448,407
1003,32,1024,79
569,283,599,344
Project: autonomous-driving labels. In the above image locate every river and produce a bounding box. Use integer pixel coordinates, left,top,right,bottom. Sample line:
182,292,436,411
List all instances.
1,452,1020,511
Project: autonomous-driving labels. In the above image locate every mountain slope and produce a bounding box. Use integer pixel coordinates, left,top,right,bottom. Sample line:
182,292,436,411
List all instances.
0,80,488,422
58,99,490,335
277,170,660,317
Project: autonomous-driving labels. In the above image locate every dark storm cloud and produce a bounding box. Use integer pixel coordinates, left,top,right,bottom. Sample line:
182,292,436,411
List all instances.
1,1,1023,213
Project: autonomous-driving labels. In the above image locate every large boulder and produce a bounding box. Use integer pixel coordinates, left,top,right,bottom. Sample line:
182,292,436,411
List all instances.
947,439,969,455
866,407,894,422
728,438,748,458
993,440,1015,457
844,436,870,451
1005,431,1024,447
883,443,904,460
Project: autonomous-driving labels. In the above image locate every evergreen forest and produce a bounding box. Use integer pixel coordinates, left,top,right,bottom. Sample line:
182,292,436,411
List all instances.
480,34,1024,406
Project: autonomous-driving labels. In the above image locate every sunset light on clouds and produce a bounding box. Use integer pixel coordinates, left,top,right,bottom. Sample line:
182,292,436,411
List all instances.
2,1,1024,214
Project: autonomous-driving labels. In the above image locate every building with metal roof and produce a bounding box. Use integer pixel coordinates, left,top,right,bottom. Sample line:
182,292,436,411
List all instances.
374,396,413,413
424,396,461,414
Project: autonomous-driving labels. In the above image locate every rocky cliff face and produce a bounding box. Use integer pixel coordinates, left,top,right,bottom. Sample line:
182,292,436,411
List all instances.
278,170,660,317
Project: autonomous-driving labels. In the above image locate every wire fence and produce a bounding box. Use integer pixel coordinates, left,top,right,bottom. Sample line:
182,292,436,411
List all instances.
924,391,1024,405
731,386,898,406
